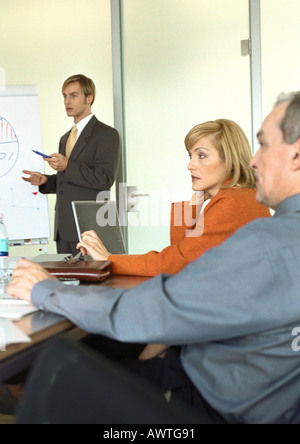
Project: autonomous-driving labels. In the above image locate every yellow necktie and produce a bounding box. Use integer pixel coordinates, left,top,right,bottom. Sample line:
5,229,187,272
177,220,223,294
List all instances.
65,125,78,159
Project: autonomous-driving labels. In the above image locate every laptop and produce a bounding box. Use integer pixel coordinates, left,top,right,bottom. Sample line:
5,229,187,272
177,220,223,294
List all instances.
0,286,29,305
72,201,126,255
0,279,40,319
0,258,30,306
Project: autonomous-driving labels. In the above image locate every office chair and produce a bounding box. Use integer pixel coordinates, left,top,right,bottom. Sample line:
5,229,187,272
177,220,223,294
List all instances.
15,336,201,424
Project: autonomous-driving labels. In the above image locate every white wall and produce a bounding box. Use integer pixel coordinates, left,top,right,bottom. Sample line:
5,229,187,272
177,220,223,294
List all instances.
0,0,114,257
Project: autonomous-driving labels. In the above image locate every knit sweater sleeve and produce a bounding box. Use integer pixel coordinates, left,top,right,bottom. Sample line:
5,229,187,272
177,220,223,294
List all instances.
108,189,270,277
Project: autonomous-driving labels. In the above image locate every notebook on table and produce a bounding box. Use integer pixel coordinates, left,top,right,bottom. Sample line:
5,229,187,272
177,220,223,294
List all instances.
40,259,111,282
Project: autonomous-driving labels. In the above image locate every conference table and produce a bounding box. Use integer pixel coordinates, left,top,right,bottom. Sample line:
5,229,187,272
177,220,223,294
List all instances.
0,275,148,383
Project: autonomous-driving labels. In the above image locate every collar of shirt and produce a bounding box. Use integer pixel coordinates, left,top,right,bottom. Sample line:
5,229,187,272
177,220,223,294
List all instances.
274,193,300,218
73,114,94,140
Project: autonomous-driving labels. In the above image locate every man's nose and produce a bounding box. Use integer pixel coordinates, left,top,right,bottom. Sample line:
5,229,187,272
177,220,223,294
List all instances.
250,149,260,170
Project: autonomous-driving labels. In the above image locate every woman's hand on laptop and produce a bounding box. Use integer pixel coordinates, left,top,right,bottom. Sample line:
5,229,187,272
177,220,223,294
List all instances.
77,230,110,261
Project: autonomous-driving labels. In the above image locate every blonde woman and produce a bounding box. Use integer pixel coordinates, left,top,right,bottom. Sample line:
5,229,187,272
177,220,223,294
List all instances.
78,119,270,277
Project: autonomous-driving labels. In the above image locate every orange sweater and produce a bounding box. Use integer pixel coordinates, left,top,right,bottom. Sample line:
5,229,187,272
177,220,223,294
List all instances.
108,187,271,276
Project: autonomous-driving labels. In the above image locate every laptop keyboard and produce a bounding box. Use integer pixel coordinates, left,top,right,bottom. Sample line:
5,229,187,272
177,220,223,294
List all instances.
0,282,29,305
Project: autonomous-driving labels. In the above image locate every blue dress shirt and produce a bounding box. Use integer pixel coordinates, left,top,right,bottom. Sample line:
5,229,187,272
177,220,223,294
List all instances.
32,194,300,424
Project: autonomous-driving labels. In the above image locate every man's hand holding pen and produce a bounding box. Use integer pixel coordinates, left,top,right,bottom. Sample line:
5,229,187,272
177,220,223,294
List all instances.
45,153,68,172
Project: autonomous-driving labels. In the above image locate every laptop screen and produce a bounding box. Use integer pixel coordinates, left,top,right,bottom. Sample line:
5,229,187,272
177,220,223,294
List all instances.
72,201,126,255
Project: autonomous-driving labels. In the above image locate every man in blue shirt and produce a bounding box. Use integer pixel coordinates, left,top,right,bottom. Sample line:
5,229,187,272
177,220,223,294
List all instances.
7,91,300,424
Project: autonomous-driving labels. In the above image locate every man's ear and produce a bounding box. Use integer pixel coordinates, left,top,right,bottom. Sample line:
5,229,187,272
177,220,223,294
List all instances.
86,94,93,105
291,139,300,171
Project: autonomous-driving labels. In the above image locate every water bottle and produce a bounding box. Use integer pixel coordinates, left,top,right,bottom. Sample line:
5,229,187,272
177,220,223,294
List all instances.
0,213,9,257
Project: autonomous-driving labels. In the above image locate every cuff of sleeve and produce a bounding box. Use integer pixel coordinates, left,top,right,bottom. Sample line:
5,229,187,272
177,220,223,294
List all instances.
38,175,50,193
31,279,64,310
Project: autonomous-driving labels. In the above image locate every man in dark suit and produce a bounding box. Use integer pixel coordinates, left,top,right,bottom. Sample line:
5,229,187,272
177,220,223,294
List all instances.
23,74,120,255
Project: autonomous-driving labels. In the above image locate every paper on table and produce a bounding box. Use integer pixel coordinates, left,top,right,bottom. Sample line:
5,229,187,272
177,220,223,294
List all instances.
0,318,31,349
0,305,39,320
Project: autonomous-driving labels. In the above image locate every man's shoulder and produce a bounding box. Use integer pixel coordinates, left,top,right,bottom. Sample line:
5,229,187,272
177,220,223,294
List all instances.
90,116,119,135
232,210,300,253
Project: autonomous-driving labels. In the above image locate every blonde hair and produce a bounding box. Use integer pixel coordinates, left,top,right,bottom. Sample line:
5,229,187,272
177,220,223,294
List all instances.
62,74,96,105
185,119,256,189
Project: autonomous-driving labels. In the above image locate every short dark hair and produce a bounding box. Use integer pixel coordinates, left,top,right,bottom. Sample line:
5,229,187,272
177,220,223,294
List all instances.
274,92,300,144
62,74,96,105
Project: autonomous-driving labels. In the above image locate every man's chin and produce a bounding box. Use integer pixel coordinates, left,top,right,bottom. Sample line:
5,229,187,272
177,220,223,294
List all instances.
255,190,267,206
256,190,275,210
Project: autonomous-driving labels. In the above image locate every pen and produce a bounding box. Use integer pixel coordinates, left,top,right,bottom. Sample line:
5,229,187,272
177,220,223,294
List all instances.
32,150,51,159
64,251,83,263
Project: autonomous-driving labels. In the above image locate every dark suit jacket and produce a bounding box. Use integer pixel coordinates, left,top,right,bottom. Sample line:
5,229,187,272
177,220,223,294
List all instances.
39,116,120,242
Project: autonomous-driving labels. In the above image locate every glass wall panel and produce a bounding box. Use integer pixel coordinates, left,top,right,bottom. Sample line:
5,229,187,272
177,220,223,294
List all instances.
261,0,300,117
121,0,251,253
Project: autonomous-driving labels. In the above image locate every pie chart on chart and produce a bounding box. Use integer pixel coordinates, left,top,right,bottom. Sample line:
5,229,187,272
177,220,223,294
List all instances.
0,117,19,179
